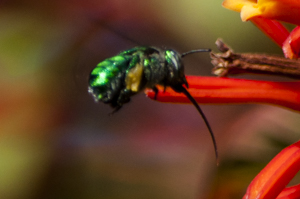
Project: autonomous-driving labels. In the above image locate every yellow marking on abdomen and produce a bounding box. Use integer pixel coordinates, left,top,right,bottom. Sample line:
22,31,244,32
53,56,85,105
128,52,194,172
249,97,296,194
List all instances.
125,64,144,92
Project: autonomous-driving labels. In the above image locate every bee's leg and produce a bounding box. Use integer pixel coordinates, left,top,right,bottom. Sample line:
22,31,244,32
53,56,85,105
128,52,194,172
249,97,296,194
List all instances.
163,85,167,92
109,105,122,115
109,99,123,115
152,86,159,100
110,89,131,115
119,89,131,103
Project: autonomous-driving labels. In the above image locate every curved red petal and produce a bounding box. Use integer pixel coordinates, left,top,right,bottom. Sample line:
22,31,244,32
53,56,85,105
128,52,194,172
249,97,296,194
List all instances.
276,184,300,199
243,141,300,199
251,18,290,47
283,26,300,59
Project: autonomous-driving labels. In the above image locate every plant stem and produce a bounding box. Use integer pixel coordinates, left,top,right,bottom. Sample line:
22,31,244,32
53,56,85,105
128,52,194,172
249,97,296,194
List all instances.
211,39,300,79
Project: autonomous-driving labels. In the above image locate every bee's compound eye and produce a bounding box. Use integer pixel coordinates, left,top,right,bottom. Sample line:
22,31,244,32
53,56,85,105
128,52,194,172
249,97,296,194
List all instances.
165,50,182,69
164,50,185,83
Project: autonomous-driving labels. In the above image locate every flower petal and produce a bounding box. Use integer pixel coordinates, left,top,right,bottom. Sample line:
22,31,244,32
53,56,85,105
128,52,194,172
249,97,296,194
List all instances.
243,140,300,199
223,0,300,25
276,184,300,199
283,26,300,59
251,18,289,47
222,0,256,12
240,3,262,22
145,76,300,112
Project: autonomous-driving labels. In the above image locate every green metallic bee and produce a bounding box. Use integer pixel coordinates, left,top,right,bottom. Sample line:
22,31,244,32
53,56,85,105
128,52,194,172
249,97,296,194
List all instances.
88,46,218,159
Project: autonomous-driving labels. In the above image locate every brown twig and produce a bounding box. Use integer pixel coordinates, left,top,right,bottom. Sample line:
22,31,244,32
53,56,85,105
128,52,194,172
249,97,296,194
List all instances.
210,39,300,79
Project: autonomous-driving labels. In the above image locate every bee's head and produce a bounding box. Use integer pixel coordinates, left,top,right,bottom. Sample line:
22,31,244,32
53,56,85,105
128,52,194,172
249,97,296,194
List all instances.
164,48,211,90
164,49,188,88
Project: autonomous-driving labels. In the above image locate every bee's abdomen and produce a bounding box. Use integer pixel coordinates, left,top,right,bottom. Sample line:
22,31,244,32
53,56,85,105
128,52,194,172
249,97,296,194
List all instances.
88,55,130,102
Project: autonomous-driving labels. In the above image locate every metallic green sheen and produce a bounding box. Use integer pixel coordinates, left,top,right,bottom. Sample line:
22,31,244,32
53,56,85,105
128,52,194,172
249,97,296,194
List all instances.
89,47,153,89
88,46,185,108
119,46,148,55
89,54,132,100
87,46,218,161
165,50,176,66
90,55,129,87
88,47,152,102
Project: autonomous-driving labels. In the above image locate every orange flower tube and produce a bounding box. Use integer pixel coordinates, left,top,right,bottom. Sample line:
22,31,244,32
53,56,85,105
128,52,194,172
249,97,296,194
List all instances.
250,18,289,47
145,76,300,112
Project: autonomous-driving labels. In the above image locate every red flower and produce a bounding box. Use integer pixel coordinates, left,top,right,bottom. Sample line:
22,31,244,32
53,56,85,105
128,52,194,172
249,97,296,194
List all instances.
213,0,300,198
222,0,300,59
145,1,300,198
222,0,300,25
243,141,300,199
282,26,300,59
145,76,300,112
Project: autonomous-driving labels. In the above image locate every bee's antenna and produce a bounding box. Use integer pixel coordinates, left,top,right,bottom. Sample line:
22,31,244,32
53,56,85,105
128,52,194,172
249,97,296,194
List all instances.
175,85,218,164
181,49,211,57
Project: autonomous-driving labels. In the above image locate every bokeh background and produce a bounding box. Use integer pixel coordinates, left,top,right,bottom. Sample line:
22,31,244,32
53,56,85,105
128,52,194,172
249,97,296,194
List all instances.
1,0,300,199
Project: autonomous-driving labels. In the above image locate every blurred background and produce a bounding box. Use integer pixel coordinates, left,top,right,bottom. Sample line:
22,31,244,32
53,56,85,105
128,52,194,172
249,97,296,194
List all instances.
1,0,300,199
